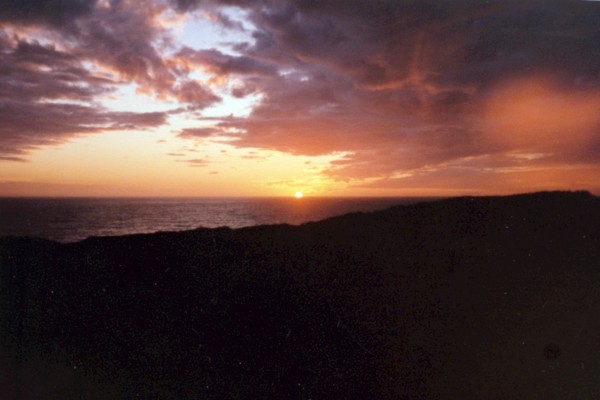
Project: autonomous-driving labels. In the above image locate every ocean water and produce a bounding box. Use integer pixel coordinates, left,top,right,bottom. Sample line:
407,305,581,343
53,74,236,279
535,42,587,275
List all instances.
0,197,435,243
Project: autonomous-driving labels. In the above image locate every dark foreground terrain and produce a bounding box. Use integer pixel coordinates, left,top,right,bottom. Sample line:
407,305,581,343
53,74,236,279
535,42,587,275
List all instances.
1,191,599,399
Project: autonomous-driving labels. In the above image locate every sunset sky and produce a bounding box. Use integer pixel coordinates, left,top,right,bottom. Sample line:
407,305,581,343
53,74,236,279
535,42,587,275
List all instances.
1,0,600,197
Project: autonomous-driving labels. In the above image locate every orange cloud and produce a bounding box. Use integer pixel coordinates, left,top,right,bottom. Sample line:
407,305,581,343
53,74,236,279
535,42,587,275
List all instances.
483,76,600,152
357,162,600,196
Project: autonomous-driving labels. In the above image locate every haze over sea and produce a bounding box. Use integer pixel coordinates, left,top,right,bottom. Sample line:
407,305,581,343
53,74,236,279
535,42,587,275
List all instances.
0,197,436,243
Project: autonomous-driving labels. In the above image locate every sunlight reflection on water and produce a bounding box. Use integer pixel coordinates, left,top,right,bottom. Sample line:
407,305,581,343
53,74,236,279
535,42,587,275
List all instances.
0,197,437,243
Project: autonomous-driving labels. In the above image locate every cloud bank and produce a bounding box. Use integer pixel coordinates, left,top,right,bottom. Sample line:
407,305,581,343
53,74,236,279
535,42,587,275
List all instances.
1,0,600,192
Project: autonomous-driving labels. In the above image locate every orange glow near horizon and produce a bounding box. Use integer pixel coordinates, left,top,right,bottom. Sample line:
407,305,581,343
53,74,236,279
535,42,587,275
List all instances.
0,129,349,197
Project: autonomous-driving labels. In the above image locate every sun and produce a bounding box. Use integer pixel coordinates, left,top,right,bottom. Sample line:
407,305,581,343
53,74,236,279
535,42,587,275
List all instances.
294,191,303,198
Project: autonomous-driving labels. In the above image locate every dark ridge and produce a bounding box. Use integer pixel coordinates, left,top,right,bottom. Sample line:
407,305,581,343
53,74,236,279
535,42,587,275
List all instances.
1,191,599,399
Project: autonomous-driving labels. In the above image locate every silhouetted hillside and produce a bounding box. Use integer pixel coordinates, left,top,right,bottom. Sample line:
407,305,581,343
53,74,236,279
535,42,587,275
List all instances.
1,191,599,399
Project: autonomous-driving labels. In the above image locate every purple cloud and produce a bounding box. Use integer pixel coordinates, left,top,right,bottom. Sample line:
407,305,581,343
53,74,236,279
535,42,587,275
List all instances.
196,0,600,187
177,47,279,77
0,0,97,26
2,0,600,193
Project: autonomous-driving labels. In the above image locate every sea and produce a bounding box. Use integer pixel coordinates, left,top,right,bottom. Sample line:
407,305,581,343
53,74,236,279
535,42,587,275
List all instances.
0,197,437,243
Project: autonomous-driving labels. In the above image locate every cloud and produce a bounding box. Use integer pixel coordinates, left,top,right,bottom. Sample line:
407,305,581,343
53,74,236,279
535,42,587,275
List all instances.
0,39,111,102
2,0,600,194
176,158,208,167
0,0,97,26
0,100,166,157
169,0,246,12
8,0,221,104
68,1,177,93
0,0,221,160
482,75,600,152
173,80,221,106
177,47,279,77
358,162,600,196
194,0,600,188
0,33,167,159
179,127,221,138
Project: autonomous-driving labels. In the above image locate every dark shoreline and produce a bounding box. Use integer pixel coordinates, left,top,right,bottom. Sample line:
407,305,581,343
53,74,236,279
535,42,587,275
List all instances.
1,191,599,399
0,196,437,244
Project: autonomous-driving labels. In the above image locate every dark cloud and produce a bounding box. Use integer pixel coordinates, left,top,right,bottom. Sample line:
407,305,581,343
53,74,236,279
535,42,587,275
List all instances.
178,47,278,77
70,1,175,90
200,0,600,186
0,40,111,102
0,0,97,26
179,127,220,138
173,80,221,106
269,1,600,87
66,2,221,106
0,32,168,160
0,156,26,162
274,1,597,89
230,81,259,98
0,100,166,158
169,0,246,12
169,0,207,12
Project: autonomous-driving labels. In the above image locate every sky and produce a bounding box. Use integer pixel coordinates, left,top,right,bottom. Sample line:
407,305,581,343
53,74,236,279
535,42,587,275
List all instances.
1,0,600,197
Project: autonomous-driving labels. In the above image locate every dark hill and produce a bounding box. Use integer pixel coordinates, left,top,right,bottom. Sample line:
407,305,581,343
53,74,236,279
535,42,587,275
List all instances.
1,191,599,399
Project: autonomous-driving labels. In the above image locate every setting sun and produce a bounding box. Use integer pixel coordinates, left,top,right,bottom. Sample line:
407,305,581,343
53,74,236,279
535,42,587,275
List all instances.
294,191,304,198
